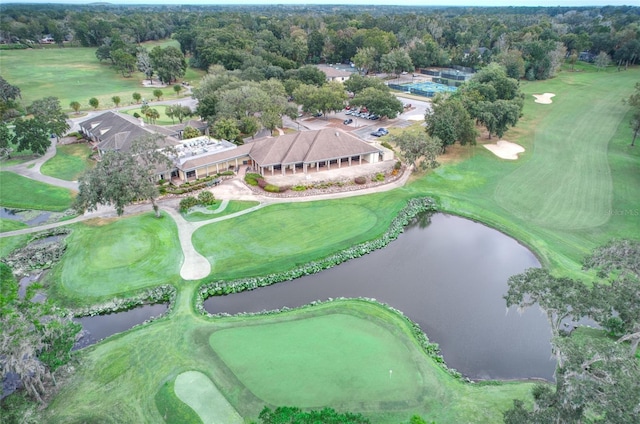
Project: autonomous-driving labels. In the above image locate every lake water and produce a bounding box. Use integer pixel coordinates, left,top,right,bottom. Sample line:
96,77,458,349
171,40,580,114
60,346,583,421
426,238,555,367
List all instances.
205,213,555,381
73,303,168,350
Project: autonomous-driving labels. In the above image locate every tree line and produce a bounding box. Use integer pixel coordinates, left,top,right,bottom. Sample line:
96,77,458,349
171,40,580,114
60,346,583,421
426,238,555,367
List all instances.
1,5,638,78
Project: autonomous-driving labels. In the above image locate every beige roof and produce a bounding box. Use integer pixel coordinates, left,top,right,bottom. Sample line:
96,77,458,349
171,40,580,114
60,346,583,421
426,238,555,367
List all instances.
180,143,252,171
175,129,380,172
249,128,380,166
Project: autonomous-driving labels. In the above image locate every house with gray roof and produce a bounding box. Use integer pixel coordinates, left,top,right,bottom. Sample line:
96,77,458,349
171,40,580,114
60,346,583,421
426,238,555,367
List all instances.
79,111,180,155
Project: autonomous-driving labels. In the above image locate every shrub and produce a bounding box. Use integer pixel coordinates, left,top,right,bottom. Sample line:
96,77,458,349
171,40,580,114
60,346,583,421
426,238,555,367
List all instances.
394,160,402,170
264,184,281,193
220,170,234,176
354,176,367,185
257,178,268,189
245,173,262,186
197,190,215,206
375,173,385,182
133,112,141,118
381,141,394,150
179,196,198,212
292,185,307,191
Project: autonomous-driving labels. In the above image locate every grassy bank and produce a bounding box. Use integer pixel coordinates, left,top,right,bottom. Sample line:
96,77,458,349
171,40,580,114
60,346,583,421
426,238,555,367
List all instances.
40,143,94,181
408,67,640,277
0,171,75,211
192,191,411,280
44,299,535,423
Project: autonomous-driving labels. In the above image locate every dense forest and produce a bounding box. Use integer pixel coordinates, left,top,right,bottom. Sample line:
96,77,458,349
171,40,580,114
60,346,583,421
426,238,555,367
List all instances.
1,3,639,80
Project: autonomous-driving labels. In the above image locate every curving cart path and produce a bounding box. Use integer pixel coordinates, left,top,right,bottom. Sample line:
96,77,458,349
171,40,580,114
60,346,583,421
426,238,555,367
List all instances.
1,138,412,281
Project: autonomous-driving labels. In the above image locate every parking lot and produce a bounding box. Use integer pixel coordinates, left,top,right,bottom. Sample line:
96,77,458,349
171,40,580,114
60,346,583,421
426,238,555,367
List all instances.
283,95,431,142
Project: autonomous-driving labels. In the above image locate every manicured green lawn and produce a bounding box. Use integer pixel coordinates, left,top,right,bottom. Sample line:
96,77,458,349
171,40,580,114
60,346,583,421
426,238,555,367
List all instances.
40,143,94,181
43,299,535,424
0,171,75,211
0,46,203,112
182,200,260,222
192,193,409,280
50,212,182,305
122,106,180,126
408,68,640,277
0,219,27,233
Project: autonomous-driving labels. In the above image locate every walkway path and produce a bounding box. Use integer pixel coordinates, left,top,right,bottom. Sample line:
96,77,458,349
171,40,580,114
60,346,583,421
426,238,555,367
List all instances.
1,126,413,281
4,140,79,191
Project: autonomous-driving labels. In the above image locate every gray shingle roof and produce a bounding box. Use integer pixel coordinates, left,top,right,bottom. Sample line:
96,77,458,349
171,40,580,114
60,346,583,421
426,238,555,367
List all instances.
79,111,179,152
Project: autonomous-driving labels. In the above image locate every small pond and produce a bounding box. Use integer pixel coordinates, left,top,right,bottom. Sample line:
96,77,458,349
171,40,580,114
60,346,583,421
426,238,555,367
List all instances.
205,213,556,381
0,207,52,226
73,303,168,350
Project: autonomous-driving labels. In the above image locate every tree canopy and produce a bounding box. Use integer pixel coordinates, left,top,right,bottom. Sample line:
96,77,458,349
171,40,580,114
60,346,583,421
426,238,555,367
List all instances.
504,240,640,422
75,135,174,217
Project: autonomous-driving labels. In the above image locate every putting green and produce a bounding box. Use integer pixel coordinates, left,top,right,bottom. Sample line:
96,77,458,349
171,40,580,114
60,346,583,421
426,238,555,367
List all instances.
55,213,182,302
209,312,427,408
174,371,243,424
494,76,624,230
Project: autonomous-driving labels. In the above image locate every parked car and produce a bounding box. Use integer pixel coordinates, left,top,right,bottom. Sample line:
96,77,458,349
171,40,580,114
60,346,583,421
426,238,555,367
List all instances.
313,112,323,117
343,118,353,125
368,114,380,120
370,131,384,137
377,128,389,135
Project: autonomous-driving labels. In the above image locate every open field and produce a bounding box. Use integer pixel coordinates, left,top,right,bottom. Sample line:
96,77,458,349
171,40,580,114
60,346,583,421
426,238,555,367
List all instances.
43,299,535,423
122,105,182,126
0,171,75,211
50,212,182,305
408,67,640,277
40,143,94,181
0,46,203,112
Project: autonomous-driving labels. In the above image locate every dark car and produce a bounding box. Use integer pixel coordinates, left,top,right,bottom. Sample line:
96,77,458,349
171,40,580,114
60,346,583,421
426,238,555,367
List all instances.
377,128,389,135
371,131,383,137
343,118,353,125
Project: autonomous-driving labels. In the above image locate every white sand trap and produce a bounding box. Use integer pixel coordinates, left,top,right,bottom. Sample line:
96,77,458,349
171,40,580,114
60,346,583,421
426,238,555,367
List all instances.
532,93,555,104
483,140,525,160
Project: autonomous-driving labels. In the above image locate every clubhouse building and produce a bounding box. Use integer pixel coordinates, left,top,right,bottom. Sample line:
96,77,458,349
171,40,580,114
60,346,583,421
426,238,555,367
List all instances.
80,111,393,183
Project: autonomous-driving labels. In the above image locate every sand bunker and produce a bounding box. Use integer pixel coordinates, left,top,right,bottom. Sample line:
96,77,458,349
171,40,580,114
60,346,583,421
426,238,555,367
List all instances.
483,140,525,160
533,93,555,104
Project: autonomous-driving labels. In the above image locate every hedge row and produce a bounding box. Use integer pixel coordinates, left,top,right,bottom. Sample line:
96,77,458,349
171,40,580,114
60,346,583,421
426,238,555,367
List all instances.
71,284,176,320
163,172,234,195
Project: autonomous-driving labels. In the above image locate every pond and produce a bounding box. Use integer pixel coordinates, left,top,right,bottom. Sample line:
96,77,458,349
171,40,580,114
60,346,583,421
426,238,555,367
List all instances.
205,213,555,381
0,207,52,226
73,303,168,350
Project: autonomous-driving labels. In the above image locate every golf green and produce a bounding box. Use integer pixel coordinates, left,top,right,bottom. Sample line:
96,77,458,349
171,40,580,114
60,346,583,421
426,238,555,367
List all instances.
54,213,182,303
209,312,427,407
